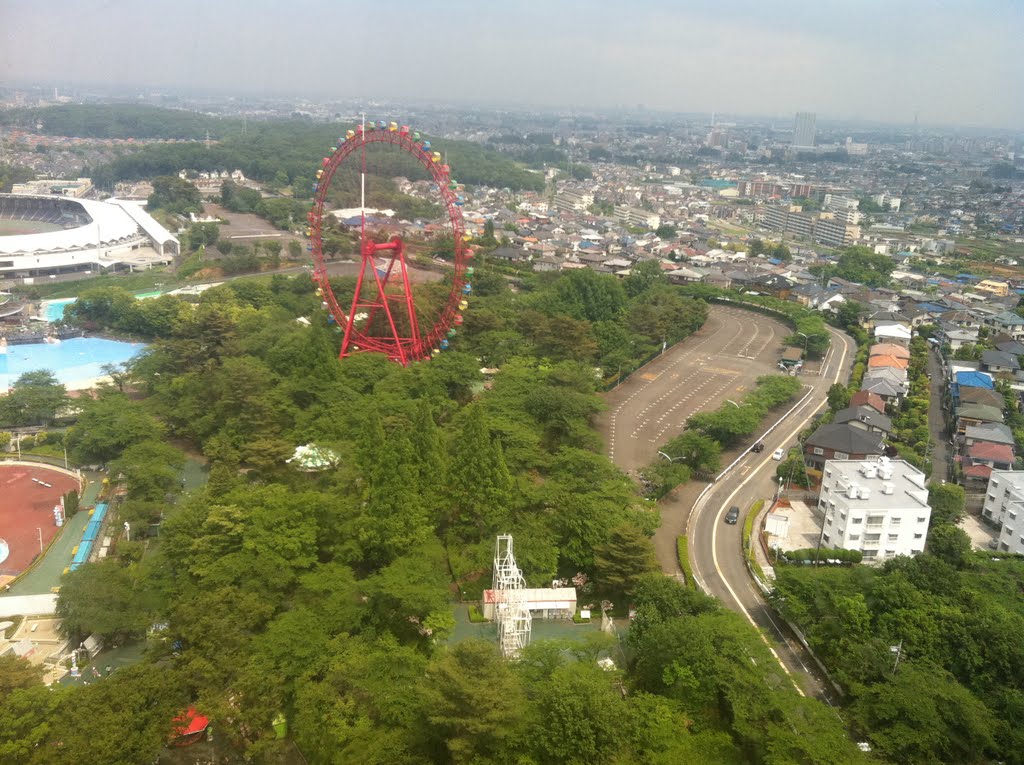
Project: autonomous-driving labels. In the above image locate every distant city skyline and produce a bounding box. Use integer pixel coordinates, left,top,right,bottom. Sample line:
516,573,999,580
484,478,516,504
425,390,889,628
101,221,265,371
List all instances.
2,0,1023,130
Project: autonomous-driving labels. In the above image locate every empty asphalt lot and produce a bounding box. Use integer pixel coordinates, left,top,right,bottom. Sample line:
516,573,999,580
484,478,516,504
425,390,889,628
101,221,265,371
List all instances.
598,304,789,472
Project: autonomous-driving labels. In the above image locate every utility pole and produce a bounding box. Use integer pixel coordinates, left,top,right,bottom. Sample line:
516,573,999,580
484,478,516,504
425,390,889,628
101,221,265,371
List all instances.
890,639,904,676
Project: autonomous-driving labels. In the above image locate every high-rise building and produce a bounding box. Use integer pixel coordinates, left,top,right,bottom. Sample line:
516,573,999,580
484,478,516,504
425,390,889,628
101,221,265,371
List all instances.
792,111,816,148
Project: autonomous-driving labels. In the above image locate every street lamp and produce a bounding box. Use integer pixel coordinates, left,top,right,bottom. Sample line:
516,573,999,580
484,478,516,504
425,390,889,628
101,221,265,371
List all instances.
796,331,809,358
725,399,740,408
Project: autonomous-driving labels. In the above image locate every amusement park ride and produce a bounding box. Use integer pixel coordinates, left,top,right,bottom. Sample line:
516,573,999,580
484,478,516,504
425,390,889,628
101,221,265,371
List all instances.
307,117,473,365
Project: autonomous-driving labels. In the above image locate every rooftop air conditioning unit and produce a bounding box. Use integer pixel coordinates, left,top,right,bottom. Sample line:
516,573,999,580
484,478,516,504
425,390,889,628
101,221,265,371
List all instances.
879,466,894,480
847,483,860,499
882,483,895,495
860,487,872,500
861,463,878,479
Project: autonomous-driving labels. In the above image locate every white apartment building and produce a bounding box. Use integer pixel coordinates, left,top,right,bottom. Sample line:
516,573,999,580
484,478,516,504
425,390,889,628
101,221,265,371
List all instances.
614,205,661,229
981,470,1024,553
552,191,594,212
818,457,931,561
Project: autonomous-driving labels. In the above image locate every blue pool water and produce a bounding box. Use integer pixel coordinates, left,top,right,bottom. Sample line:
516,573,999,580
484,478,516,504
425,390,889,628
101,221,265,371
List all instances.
0,337,146,389
43,299,77,322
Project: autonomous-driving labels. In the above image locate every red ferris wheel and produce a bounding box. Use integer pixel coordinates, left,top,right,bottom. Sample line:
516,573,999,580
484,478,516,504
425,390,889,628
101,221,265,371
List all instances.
307,120,473,364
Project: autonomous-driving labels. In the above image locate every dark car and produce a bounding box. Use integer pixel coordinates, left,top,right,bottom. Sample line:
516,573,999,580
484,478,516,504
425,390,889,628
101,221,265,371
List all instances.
725,506,740,524
751,442,765,453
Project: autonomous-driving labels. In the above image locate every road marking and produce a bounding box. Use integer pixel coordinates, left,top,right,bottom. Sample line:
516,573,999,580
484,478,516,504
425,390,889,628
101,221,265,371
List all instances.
701,326,852,695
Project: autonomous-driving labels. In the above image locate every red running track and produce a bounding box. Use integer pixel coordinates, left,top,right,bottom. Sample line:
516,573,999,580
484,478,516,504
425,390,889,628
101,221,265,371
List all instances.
0,465,80,578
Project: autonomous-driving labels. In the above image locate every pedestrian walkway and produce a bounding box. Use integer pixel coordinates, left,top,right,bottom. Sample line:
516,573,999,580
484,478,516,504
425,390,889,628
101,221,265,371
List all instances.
2,471,105,597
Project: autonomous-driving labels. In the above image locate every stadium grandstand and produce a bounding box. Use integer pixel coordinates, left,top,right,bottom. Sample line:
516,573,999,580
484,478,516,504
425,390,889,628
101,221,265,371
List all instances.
0,193,179,279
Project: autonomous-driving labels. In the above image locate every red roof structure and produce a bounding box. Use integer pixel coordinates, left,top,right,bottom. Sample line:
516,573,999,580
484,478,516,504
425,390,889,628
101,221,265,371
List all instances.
869,343,911,359
868,355,909,369
171,707,210,746
967,442,1015,464
850,390,886,413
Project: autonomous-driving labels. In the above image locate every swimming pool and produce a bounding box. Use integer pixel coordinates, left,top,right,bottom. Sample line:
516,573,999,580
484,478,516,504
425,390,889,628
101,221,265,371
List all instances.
42,291,164,323
43,298,77,322
0,337,146,389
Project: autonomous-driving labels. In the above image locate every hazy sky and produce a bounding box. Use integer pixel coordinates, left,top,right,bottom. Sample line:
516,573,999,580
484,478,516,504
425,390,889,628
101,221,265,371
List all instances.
2,0,1022,128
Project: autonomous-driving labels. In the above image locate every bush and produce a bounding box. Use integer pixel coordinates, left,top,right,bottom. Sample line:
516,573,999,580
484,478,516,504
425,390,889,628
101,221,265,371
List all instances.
781,547,863,565
468,604,487,623
572,609,592,624
677,536,695,588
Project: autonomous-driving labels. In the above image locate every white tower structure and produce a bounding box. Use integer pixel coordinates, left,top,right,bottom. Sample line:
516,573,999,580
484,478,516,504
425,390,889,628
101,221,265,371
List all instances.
493,534,531,657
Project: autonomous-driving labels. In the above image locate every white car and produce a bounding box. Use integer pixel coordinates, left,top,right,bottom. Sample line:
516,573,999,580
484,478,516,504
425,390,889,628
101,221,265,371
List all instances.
772,448,786,461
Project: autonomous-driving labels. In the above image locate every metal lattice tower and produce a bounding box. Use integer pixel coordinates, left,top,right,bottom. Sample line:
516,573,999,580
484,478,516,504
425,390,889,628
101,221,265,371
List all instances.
493,534,531,657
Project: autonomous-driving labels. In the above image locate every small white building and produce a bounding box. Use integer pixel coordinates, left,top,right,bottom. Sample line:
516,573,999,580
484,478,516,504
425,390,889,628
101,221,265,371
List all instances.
981,470,1024,553
482,587,577,620
818,457,931,562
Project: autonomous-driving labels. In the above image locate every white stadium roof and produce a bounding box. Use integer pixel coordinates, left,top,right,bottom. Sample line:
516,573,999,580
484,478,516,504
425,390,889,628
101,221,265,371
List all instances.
0,195,142,256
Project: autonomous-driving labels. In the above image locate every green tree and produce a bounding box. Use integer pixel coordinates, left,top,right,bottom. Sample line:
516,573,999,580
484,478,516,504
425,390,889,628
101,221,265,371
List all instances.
66,391,165,463
110,440,185,502
446,405,514,540
56,558,152,640
852,662,997,764
827,382,851,411
528,663,634,765
0,655,44,698
42,664,190,765
420,640,526,764
594,523,659,598
623,259,666,297
661,431,721,473
926,524,973,569
147,174,202,216
0,370,68,427
927,482,966,527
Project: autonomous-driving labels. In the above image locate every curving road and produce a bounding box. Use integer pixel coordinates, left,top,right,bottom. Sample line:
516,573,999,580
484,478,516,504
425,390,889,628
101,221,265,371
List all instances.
599,305,855,699
685,323,854,698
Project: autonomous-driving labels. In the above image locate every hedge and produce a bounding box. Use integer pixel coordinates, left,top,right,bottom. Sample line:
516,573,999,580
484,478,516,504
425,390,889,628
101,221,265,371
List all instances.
677,536,695,588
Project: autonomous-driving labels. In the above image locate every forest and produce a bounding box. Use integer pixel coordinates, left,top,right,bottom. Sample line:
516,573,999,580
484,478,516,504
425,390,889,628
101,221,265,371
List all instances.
73,110,545,194
0,265,873,764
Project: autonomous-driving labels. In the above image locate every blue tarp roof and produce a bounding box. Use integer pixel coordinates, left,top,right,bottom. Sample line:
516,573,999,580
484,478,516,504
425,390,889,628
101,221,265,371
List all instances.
916,302,947,313
956,371,995,390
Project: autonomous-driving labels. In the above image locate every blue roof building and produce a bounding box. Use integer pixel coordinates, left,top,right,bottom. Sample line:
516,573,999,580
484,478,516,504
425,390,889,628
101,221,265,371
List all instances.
956,371,995,390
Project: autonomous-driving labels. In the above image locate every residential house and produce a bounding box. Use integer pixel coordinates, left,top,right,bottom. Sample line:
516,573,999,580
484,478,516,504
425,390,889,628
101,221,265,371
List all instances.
963,423,1015,449
955,404,1005,434
983,311,1024,341
869,343,911,360
963,442,1015,476
849,390,887,414
955,386,1005,410
816,457,930,561
860,376,907,404
834,406,893,436
874,324,912,344
954,370,995,391
937,325,979,351
489,246,531,263
804,424,886,470
981,350,1021,376
868,355,910,371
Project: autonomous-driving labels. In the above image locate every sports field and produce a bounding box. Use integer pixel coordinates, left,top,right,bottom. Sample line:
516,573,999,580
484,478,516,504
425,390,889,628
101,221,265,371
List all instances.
0,465,81,583
0,219,65,236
